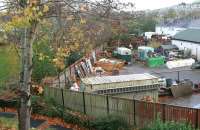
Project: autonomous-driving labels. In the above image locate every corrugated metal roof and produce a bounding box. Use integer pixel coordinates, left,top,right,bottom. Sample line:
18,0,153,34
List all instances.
173,29,200,43
81,73,158,85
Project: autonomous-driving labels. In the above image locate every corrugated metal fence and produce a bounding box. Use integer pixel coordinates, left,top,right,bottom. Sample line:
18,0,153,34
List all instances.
44,87,200,128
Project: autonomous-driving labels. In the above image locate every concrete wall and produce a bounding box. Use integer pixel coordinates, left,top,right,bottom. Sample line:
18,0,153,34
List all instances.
172,40,200,61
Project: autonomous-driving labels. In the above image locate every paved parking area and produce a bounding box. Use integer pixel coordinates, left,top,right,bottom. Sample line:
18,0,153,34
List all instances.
159,94,200,108
120,63,200,107
120,63,200,84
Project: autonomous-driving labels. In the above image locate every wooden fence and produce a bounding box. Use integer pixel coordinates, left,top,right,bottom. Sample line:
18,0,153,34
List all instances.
50,49,100,88
45,87,200,128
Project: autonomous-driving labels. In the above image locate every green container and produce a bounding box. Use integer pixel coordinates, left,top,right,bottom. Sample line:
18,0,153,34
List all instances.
117,54,132,62
147,56,165,68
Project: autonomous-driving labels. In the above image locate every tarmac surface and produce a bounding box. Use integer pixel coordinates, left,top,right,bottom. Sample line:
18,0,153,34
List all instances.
120,63,200,107
120,63,200,84
159,94,200,108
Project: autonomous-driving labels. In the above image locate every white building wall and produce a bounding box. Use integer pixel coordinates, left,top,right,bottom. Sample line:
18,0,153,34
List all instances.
156,26,186,36
144,32,156,39
172,40,200,61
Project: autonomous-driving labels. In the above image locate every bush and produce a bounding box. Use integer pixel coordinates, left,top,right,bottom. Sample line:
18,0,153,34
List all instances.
90,115,130,130
0,99,18,108
142,118,195,130
31,96,91,128
31,96,64,118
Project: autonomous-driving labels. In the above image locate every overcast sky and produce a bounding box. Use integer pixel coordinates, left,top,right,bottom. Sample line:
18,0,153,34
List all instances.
0,0,197,11
132,0,195,10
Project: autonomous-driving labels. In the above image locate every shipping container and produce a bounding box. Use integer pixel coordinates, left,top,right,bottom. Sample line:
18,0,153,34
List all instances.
81,73,160,101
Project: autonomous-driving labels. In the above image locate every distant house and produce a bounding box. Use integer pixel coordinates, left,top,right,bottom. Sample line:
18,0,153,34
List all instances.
172,29,200,61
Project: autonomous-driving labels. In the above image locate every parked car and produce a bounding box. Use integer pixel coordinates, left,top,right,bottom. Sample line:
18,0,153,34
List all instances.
191,62,200,69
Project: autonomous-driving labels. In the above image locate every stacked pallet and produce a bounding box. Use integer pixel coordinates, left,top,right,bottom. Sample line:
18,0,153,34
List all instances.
95,58,124,72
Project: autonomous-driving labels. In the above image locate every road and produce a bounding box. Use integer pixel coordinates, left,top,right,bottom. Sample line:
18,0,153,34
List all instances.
120,63,200,84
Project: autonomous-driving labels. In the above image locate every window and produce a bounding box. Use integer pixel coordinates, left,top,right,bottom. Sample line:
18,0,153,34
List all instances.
111,89,114,93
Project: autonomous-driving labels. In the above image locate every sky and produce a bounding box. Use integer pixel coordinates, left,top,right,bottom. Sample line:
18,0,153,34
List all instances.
132,0,195,10
0,0,197,11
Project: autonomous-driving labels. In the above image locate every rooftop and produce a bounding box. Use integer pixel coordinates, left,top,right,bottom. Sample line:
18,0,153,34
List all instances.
173,29,200,43
81,73,158,85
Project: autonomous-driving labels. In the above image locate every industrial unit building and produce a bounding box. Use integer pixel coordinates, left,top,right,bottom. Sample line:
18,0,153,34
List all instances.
172,29,200,61
81,73,160,101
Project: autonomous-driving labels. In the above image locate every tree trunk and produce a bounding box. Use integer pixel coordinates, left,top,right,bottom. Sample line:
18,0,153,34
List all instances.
19,28,32,130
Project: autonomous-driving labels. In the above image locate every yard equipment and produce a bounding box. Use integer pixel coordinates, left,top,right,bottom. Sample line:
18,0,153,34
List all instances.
138,46,154,61
116,47,132,63
147,56,165,68
95,58,124,72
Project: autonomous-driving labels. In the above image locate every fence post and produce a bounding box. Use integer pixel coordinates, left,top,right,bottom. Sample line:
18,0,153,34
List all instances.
177,71,180,82
61,88,65,118
58,73,61,88
70,66,72,77
61,88,65,107
133,99,136,126
82,92,86,114
106,95,109,115
196,109,199,129
162,104,166,123
64,70,67,88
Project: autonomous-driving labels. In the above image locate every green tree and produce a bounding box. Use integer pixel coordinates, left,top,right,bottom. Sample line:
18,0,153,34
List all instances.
2,0,133,129
127,17,156,35
163,9,177,21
